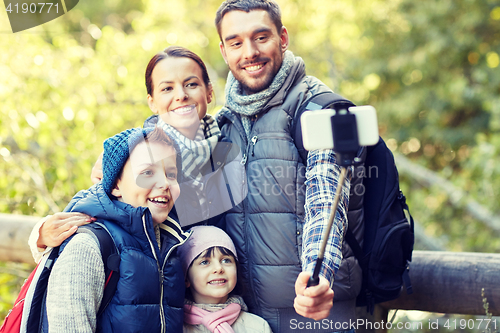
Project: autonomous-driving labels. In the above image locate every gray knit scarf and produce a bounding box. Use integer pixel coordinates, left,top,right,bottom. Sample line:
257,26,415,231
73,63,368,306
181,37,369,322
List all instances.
156,114,220,182
222,50,295,142
156,115,220,219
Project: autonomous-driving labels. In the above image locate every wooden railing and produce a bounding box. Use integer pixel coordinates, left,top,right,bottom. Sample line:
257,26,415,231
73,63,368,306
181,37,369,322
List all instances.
0,213,40,264
357,251,500,333
1,214,499,333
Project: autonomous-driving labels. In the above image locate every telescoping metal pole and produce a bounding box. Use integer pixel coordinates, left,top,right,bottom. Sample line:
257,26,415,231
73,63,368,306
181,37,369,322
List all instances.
306,166,348,287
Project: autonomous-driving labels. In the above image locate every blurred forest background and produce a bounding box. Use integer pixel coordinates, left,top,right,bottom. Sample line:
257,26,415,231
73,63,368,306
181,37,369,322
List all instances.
0,0,499,330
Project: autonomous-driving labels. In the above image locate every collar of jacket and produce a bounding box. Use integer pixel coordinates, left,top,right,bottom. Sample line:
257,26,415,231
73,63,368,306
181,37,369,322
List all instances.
217,56,306,126
65,183,188,248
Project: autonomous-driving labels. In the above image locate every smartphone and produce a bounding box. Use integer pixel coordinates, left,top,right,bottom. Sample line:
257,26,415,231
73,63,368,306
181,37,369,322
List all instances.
300,105,379,151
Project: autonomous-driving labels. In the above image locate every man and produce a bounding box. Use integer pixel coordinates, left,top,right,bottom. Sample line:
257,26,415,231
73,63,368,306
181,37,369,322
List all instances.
215,1,364,332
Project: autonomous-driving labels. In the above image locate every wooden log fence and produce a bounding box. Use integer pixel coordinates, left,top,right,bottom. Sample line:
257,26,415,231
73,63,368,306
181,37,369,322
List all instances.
0,213,39,264
1,214,499,333
361,250,500,333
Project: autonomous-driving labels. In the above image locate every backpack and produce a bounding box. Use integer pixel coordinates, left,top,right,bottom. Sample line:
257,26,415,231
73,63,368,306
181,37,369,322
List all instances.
0,222,120,333
292,91,415,314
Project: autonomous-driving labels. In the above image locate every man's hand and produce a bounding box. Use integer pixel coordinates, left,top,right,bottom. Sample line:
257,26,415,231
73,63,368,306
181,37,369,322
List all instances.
294,271,334,321
90,151,104,184
37,212,96,248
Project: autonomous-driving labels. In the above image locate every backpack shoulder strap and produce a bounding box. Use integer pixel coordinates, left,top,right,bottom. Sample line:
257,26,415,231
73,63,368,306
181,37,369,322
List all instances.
27,223,121,332
77,223,120,318
25,246,62,332
291,91,356,163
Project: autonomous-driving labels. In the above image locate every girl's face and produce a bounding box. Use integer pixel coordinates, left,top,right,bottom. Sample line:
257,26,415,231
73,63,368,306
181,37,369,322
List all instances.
147,57,213,140
112,141,180,226
186,248,237,304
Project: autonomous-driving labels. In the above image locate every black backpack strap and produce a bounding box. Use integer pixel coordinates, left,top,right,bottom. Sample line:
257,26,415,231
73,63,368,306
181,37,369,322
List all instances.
398,191,415,235
397,191,414,295
344,228,370,285
345,227,377,313
78,223,120,318
291,91,356,163
26,245,62,332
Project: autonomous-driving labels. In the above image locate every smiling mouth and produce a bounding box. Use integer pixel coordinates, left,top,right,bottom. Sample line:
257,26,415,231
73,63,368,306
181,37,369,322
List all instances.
243,63,265,73
149,197,170,206
208,279,227,285
171,105,196,115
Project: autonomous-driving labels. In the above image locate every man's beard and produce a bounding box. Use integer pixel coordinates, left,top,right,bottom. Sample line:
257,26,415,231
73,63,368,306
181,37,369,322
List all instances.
239,73,274,94
234,56,282,94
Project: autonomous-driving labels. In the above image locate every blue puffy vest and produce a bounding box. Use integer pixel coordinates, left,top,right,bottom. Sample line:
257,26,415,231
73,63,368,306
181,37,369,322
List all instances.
62,184,189,333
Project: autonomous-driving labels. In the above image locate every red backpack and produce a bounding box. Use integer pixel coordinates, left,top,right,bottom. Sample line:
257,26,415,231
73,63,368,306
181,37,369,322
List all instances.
0,262,40,332
0,223,120,333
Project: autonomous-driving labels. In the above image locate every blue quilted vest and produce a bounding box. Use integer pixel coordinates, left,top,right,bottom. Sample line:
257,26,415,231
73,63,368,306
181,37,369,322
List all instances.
61,184,189,333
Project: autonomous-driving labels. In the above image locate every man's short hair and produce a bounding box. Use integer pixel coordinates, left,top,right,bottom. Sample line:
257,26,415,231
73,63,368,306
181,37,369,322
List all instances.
215,0,283,42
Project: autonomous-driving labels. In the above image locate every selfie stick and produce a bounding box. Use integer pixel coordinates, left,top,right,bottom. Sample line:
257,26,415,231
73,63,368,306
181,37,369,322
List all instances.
306,166,348,288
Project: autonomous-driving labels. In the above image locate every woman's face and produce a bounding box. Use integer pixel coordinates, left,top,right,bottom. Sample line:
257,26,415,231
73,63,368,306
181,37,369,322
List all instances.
147,57,213,140
112,141,180,225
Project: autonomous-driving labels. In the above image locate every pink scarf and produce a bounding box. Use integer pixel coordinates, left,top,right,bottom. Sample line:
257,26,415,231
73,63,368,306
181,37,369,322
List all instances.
183,303,241,333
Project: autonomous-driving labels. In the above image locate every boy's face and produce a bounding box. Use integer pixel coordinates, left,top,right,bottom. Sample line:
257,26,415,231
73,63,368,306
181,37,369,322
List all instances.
112,141,180,225
186,248,237,304
219,9,289,94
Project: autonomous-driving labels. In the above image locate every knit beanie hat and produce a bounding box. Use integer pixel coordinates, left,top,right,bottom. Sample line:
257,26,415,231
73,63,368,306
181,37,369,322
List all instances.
101,127,157,196
178,226,238,276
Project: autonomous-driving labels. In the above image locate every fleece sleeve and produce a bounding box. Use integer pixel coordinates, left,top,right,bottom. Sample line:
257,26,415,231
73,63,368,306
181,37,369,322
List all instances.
28,216,52,264
46,233,104,333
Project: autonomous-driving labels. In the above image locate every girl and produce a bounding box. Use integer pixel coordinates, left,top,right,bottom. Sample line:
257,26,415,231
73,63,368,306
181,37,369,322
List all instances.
30,46,244,261
178,226,272,333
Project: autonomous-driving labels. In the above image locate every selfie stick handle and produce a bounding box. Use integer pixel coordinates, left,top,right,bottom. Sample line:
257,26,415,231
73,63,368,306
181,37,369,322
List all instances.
307,166,348,287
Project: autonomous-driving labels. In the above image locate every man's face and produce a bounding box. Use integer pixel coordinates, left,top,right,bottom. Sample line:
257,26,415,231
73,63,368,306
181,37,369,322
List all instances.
219,10,289,94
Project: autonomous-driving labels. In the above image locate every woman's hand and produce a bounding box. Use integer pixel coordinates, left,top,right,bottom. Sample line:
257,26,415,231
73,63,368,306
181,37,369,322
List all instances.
90,151,104,184
37,212,96,248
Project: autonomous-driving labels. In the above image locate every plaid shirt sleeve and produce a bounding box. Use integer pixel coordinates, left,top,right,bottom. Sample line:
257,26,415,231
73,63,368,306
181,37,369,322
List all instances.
301,148,351,286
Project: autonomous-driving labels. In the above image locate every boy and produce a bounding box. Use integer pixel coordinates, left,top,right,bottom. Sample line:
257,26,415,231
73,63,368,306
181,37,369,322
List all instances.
45,126,189,333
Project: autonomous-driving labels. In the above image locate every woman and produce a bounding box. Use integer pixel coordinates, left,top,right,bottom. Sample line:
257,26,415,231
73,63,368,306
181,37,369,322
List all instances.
30,46,245,262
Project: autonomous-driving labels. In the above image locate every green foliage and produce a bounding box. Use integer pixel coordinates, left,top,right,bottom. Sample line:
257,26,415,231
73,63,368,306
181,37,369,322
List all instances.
288,0,499,253
0,262,33,317
1,0,499,321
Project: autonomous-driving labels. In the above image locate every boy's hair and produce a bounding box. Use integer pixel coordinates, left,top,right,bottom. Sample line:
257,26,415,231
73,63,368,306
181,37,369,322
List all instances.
184,246,243,303
145,46,212,97
215,0,283,42
102,126,180,196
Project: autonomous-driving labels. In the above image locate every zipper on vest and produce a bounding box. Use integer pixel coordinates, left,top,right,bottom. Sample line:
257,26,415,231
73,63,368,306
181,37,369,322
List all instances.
240,154,247,165
241,135,259,165
142,215,166,333
250,135,258,156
